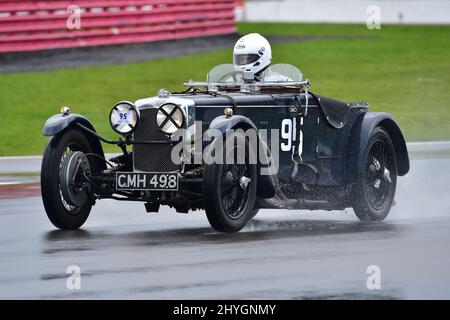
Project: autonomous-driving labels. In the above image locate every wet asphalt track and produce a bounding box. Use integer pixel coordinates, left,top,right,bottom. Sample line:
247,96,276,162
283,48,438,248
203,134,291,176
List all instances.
0,144,450,299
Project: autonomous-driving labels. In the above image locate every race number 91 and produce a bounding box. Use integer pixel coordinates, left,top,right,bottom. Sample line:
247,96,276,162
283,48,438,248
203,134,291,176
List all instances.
281,118,303,155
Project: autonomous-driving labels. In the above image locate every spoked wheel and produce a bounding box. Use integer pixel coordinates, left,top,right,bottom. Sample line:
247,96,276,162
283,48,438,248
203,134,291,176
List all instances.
203,131,257,232
41,128,96,229
220,161,253,219
352,127,397,221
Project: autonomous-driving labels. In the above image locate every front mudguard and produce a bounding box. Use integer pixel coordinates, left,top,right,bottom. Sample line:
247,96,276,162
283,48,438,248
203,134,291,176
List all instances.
346,112,410,184
209,115,276,199
42,113,106,171
209,114,258,133
43,113,96,137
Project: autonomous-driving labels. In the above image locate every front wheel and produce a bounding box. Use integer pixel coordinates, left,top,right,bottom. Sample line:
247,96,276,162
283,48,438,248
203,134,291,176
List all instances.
203,131,258,233
351,127,397,221
41,128,96,229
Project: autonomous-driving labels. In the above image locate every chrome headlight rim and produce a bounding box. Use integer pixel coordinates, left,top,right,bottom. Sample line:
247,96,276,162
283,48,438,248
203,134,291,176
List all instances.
156,103,185,135
109,101,140,136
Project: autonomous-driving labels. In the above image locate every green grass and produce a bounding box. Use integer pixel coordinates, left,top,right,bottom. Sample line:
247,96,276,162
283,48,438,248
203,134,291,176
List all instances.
0,23,449,155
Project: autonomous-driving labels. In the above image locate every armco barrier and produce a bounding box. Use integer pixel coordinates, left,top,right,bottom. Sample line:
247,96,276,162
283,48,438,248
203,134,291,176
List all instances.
0,0,236,53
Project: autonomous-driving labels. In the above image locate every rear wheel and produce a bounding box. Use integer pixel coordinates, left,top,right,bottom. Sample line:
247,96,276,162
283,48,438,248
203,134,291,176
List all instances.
352,127,397,221
203,131,257,232
41,128,96,229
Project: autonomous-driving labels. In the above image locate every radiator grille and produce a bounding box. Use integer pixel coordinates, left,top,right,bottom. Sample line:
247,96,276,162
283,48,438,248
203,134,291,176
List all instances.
133,108,181,172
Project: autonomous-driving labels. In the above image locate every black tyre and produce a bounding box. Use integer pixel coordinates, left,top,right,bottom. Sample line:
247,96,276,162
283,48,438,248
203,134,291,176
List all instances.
352,127,397,221
203,131,258,233
41,128,96,229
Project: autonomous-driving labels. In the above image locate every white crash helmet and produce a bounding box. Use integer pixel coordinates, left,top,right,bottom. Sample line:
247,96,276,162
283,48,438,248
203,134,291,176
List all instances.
233,33,272,75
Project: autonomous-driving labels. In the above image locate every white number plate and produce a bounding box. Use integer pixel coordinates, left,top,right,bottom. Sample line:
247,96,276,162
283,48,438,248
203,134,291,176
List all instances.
116,172,179,191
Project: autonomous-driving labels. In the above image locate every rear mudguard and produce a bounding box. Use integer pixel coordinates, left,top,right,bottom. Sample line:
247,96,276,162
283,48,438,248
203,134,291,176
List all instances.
346,112,410,183
42,113,106,171
209,115,276,198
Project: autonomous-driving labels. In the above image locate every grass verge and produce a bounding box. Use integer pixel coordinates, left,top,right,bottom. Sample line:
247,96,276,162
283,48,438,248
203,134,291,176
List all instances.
0,23,449,155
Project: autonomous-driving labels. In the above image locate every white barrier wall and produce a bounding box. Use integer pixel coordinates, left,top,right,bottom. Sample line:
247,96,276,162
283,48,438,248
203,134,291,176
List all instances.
239,0,450,24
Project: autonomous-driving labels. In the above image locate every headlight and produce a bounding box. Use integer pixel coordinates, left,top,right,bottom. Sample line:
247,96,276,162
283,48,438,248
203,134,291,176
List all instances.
109,101,139,135
156,103,184,134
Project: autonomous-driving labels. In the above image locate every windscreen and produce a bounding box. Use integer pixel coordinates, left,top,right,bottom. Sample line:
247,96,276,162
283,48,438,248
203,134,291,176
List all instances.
267,64,303,82
206,63,303,84
207,64,243,83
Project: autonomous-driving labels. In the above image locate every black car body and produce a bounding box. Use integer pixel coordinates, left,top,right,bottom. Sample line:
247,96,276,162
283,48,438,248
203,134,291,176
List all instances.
41,64,409,232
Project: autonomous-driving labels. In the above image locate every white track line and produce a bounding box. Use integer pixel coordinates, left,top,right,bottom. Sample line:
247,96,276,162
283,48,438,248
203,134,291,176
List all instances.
0,153,119,160
0,181,37,186
0,143,449,160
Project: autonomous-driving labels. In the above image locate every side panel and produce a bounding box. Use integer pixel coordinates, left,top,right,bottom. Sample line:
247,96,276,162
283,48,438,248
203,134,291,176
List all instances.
195,96,319,184
314,108,365,185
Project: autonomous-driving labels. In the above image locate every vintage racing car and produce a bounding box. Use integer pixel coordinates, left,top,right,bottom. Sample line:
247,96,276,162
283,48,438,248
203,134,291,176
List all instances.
41,63,410,232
